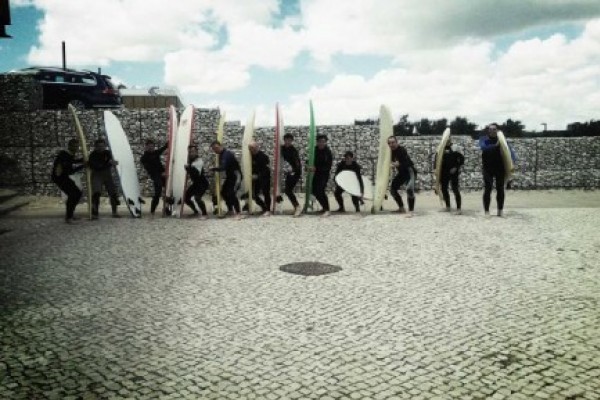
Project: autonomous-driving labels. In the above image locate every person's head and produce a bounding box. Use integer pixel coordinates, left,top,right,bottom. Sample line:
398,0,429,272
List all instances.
210,140,223,154
316,134,328,149
94,138,106,151
283,133,294,147
387,135,399,149
145,139,156,152
188,145,198,158
343,151,354,165
67,138,79,154
248,141,259,155
487,123,499,138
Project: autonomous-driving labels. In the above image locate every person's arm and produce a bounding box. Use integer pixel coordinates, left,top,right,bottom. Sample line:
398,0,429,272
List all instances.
334,161,342,176
325,148,333,172
211,151,230,172
479,135,497,151
508,143,517,162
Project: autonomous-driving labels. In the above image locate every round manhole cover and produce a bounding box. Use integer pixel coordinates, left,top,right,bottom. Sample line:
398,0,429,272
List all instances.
280,262,342,276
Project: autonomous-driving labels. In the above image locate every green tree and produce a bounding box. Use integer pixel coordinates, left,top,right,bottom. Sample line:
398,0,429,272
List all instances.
500,119,525,137
393,114,413,136
449,116,477,136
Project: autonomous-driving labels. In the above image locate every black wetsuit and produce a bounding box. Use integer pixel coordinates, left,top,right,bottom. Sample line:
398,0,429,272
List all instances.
281,145,302,208
251,150,271,212
334,160,364,212
88,149,119,216
214,148,242,213
184,155,209,215
312,146,333,211
479,135,515,212
140,144,167,214
390,146,416,212
434,146,465,210
51,150,84,220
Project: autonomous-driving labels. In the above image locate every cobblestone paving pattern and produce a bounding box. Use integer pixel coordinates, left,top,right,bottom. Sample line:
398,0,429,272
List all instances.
1,209,599,399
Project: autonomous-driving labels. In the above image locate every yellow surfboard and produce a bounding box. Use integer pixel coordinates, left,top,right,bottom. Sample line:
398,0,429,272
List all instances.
241,112,256,214
372,105,392,213
434,127,451,205
497,130,514,187
68,105,92,220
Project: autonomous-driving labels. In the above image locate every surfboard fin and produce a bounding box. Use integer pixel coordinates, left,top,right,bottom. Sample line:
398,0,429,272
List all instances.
127,198,135,206
139,197,146,204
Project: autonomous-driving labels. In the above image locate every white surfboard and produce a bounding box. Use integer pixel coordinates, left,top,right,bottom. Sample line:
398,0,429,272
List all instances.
372,105,392,213
103,111,142,218
163,105,178,216
434,127,451,204
335,170,374,200
271,104,285,213
497,130,514,187
241,111,256,214
171,105,195,217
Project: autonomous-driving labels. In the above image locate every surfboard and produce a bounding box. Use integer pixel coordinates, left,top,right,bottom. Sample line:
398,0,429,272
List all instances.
68,104,92,220
103,111,142,218
335,170,374,200
214,112,226,217
241,111,256,214
434,127,451,204
171,105,195,218
162,105,178,216
303,100,316,213
497,130,514,187
271,104,285,213
372,105,392,213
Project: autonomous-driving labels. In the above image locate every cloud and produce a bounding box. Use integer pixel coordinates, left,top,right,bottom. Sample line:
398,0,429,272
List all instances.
243,19,600,130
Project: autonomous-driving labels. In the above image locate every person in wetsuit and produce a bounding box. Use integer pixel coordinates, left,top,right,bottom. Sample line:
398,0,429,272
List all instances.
210,141,243,219
387,136,417,218
434,139,465,214
88,138,120,219
281,133,302,217
249,141,272,216
333,151,364,213
479,123,516,217
51,139,85,223
140,139,167,215
184,145,209,218
309,134,333,217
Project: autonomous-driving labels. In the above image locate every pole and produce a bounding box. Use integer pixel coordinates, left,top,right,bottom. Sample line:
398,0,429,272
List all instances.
62,41,66,70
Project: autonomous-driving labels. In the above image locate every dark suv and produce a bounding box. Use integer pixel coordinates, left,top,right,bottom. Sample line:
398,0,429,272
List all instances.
11,67,122,109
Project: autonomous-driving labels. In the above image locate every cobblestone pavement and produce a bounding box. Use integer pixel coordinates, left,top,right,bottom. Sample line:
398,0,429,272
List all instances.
1,202,599,399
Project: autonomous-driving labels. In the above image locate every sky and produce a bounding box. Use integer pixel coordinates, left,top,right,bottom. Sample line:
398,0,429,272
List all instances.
1,0,600,130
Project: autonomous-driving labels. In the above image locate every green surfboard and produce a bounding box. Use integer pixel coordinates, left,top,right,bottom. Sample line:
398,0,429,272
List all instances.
303,101,316,213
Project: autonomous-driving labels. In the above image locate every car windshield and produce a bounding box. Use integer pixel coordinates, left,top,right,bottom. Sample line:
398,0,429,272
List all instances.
102,76,116,89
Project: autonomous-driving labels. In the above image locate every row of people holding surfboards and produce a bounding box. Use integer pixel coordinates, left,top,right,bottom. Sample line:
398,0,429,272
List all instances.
52,120,515,222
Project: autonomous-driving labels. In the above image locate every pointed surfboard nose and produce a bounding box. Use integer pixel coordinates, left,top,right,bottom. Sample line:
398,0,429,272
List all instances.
135,208,141,217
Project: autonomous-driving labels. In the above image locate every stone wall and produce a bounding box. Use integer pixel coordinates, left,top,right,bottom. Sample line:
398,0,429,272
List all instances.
0,74,43,112
0,109,599,197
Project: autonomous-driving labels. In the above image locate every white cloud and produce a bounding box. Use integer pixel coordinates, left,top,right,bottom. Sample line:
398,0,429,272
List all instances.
18,1,600,129
241,19,600,130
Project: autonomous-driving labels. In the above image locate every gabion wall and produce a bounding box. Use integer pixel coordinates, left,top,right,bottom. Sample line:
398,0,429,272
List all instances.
0,107,599,196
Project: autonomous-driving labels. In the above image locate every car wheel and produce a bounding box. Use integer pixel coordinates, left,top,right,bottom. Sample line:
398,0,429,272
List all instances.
69,100,86,110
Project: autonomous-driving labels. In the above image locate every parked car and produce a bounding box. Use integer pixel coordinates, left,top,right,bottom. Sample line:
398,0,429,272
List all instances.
10,67,122,110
